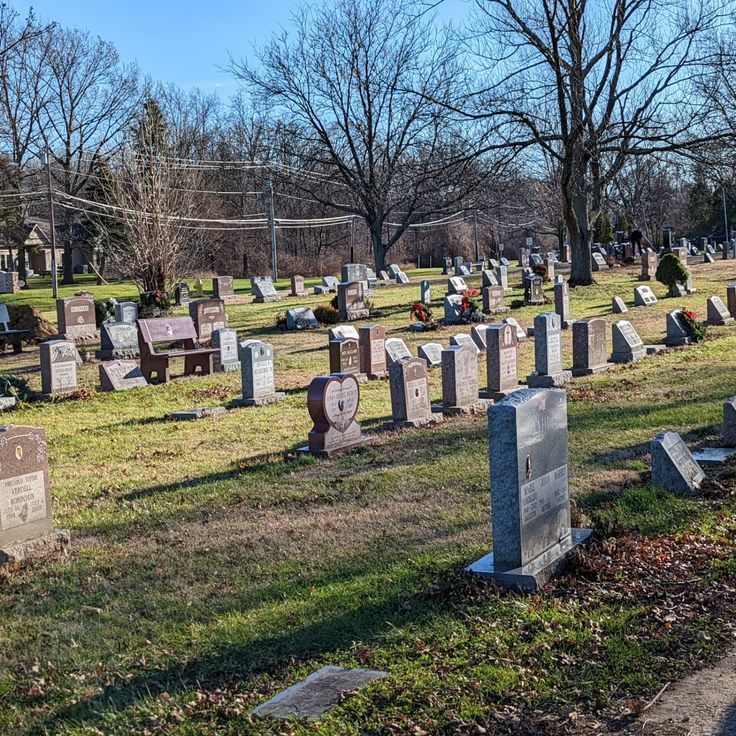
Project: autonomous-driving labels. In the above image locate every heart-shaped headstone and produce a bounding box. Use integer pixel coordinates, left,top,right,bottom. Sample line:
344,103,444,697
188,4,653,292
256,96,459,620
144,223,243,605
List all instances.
308,374,360,432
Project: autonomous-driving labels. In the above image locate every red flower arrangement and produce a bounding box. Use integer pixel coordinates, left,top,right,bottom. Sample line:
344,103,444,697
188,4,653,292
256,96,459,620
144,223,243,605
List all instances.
460,288,481,318
679,307,707,342
411,302,430,322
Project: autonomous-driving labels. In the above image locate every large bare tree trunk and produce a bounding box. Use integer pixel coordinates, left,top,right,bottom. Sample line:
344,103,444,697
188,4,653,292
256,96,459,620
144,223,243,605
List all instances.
565,189,594,286
371,229,388,272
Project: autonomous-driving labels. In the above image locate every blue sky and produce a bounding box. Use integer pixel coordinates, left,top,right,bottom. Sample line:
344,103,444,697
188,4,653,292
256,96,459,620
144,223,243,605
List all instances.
11,0,469,96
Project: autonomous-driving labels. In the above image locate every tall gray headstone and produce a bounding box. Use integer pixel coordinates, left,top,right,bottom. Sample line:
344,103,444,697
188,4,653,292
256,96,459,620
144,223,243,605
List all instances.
420,280,431,305
440,345,486,415
485,322,519,400
554,279,571,328
724,398,736,446
212,328,240,372
387,356,441,428
572,318,611,376
234,340,285,406
527,313,571,387
467,389,591,591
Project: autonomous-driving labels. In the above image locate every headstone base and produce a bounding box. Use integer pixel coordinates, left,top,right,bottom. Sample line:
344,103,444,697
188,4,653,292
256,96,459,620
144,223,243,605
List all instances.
480,386,521,402
706,316,734,326
253,295,280,303
297,434,374,459
571,363,615,377
214,361,241,373
691,447,736,466
232,392,286,407
0,396,16,410
611,348,646,363
341,309,370,321
645,344,667,355
526,370,572,388
433,399,492,417
467,528,592,593
366,370,388,381
289,291,309,298
663,336,692,347
169,407,228,421
483,307,510,315
383,414,444,430
0,529,70,571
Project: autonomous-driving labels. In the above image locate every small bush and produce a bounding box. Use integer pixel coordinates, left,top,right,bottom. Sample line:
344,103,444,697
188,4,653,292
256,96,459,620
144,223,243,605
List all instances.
656,253,689,289
314,304,340,325
94,299,115,327
329,295,339,310
0,374,32,401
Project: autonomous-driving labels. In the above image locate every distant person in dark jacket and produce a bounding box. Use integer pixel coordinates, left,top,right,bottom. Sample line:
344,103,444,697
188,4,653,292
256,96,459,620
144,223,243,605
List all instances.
630,228,647,255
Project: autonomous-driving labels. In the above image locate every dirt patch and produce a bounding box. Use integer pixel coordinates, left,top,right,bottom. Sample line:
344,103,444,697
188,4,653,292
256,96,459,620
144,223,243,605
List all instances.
7,304,57,343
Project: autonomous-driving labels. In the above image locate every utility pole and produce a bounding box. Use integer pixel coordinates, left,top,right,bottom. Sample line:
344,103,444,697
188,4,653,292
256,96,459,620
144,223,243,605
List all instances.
349,216,355,262
45,149,59,299
267,179,277,280
473,210,479,262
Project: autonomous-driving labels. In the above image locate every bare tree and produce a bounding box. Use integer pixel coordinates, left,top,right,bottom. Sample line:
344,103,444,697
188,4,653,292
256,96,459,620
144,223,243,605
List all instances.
465,0,732,284
39,26,143,283
233,0,497,272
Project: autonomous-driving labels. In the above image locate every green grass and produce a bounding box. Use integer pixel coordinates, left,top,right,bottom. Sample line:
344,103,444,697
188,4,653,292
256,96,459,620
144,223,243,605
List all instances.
1,260,736,734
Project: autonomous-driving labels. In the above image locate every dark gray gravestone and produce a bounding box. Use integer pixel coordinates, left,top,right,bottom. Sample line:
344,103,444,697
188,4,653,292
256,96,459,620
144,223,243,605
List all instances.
554,279,571,328
251,277,280,303
640,252,658,281
358,324,387,379
328,325,359,341
440,345,487,415
447,276,468,295
482,270,499,288
286,307,319,330
592,253,607,271
234,340,285,407
384,337,412,365
518,248,530,267
727,285,736,319
663,310,691,347
495,265,509,291
485,322,519,401
56,296,96,339
96,322,139,360
420,280,431,304
443,295,464,324
114,301,138,324
99,360,148,391
387,264,401,279
706,296,733,325
212,328,240,372
329,338,365,381
387,356,441,428
527,313,571,387
395,270,410,284
0,425,69,565
213,276,235,299
482,285,508,315
189,299,226,341
612,296,628,314
40,339,78,396
418,342,443,367
175,282,190,305
725,398,736,445
337,281,369,321
651,431,705,495
611,320,646,363
341,263,368,284
290,275,308,297
634,285,657,307
300,374,373,457
524,275,544,305
453,256,463,273
572,318,612,376
467,388,591,591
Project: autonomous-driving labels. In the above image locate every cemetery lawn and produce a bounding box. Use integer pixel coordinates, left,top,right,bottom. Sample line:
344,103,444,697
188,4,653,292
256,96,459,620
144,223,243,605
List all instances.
2,262,736,735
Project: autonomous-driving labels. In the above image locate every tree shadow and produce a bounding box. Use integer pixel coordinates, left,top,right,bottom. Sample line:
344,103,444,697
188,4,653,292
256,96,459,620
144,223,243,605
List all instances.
716,701,736,735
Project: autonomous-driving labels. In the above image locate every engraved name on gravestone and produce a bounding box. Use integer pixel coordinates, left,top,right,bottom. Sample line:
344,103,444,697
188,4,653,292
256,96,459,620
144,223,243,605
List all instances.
527,313,571,388
418,342,443,367
251,277,280,303
99,360,148,392
611,320,646,363
706,296,734,325
329,337,364,380
385,337,412,365
212,328,240,372
40,340,77,395
651,431,705,495
114,302,138,324
634,285,658,307
96,322,139,360
467,388,591,592
572,318,611,376
189,299,226,341
213,276,235,299
56,296,96,338
302,374,372,457
387,356,440,428
235,340,285,406
485,322,519,400
0,425,55,549
358,324,387,379
440,345,478,414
